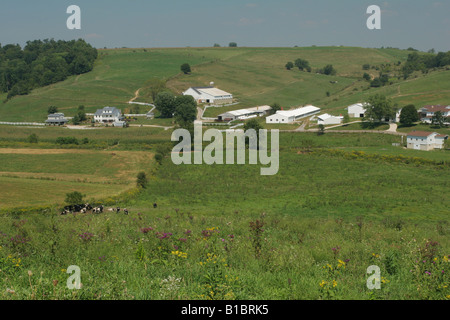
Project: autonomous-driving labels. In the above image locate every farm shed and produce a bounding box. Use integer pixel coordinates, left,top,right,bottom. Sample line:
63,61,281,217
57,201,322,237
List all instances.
218,105,272,121
317,113,343,125
266,105,320,124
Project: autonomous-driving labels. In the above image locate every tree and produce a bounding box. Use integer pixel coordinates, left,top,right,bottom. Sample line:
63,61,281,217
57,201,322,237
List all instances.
270,102,281,113
285,62,294,70
363,73,371,81
144,78,166,102
174,95,197,129
154,91,176,118
72,113,81,125
362,64,370,70
317,124,325,135
244,118,263,146
322,64,337,76
27,133,38,143
136,172,148,188
399,104,419,126
343,114,350,124
364,94,396,124
294,58,310,71
229,42,237,47
431,111,445,128
213,43,221,47
48,106,58,114
65,191,85,206
180,63,191,74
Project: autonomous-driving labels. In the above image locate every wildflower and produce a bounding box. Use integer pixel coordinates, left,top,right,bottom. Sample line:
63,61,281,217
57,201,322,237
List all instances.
332,280,338,288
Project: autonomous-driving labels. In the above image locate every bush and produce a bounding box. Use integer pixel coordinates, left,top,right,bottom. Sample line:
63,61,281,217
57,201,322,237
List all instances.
27,134,38,143
56,137,79,145
136,172,148,188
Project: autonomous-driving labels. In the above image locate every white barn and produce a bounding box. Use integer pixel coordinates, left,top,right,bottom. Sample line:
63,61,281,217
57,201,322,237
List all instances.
266,105,320,124
183,86,233,105
317,113,343,125
347,103,368,118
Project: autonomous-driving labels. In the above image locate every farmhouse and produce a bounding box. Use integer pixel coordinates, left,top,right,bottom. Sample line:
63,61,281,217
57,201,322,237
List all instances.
183,86,233,105
217,105,272,121
347,103,368,118
45,113,68,126
265,105,320,124
94,107,123,123
418,105,450,124
317,113,343,125
406,131,448,151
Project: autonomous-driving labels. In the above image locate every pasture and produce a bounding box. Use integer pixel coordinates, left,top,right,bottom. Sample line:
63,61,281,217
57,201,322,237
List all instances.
0,132,448,300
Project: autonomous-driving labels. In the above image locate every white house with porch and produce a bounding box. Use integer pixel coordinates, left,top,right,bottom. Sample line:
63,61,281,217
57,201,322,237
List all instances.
94,107,123,123
406,131,448,151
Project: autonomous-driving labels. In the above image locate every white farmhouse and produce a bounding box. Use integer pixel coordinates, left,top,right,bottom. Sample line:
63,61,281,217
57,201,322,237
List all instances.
45,113,68,126
418,105,450,124
406,131,448,151
347,103,368,118
94,107,123,123
266,105,320,124
317,113,343,125
183,86,233,105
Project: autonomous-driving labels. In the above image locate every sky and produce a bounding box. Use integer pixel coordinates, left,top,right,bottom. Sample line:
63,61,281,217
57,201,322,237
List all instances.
0,0,449,52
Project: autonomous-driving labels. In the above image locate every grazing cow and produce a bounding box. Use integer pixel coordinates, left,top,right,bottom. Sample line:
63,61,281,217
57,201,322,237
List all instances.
115,207,120,213
153,203,157,209
123,208,129,215
85,203,92,211
107,208,114,212
80,208,87,213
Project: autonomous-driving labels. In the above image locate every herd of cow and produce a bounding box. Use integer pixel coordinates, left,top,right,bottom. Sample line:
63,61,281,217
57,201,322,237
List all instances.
60,203,129,215
60,202,158,215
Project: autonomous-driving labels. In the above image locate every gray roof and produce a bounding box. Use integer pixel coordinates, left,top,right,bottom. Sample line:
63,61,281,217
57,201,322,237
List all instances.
94,107,122,117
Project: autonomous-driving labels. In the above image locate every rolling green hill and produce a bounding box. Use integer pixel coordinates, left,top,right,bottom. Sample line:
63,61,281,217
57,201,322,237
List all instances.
0,46,449,122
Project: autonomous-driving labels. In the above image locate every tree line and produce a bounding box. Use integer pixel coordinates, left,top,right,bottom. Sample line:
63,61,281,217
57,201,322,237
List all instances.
0,38,98,100
402,51,450,79
285,58,337,75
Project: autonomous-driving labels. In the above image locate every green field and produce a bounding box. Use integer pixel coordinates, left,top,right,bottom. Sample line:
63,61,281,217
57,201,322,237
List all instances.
1,46,449,122
0,133,448,300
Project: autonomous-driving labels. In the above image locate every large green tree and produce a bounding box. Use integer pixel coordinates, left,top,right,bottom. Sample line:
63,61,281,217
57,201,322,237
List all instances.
174,95,197,129
154,91,176,118
399,104,419,126
364,94,397,124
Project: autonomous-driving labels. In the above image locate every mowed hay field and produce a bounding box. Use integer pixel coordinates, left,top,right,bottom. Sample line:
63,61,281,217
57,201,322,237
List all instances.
0,148,154,209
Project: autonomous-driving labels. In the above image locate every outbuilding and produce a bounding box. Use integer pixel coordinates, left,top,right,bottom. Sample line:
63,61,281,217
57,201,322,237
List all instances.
317,113,343,125
265,105,320,124
183,86,233,105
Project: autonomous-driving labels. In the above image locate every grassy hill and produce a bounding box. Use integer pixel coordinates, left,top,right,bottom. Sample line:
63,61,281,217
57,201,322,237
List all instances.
1,46,449,122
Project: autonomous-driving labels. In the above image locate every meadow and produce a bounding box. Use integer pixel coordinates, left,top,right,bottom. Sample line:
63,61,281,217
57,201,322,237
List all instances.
0,131,449,300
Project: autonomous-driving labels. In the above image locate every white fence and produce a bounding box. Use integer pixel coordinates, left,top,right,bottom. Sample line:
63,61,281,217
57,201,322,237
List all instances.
0,121,45,126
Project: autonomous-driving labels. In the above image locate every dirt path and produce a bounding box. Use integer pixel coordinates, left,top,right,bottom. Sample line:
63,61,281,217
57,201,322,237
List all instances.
129,88,141,103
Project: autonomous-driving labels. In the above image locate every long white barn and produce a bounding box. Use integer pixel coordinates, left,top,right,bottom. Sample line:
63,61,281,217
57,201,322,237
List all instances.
266,105,320,124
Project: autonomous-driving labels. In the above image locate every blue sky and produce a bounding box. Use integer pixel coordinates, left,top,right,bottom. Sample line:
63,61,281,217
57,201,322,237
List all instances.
1,0,449,51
